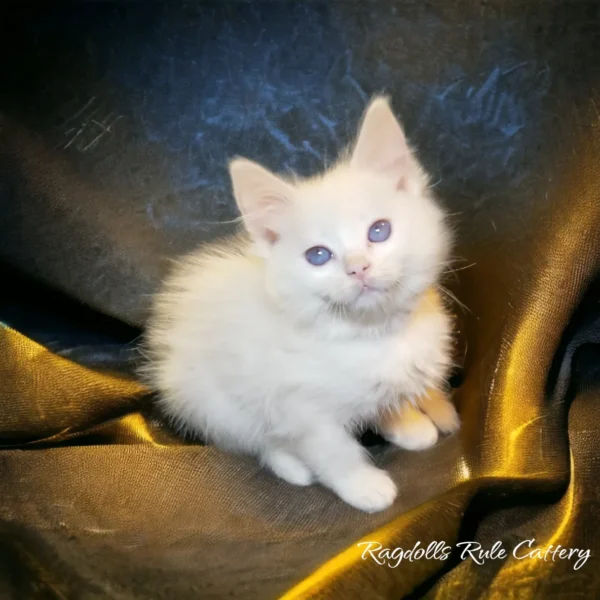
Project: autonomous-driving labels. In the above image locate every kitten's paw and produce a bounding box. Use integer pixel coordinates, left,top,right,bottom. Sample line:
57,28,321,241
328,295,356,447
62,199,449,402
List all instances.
380,402,439,450
332,466,397,513
432,401,460,434
263,449,314,486
385,413,439,451
420,391,460,435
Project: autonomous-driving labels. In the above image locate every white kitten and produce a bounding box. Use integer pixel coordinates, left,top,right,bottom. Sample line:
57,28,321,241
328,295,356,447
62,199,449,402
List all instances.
142,96,460,513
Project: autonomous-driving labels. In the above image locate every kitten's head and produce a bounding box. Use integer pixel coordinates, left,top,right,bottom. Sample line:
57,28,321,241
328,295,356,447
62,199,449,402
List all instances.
229,96,450,323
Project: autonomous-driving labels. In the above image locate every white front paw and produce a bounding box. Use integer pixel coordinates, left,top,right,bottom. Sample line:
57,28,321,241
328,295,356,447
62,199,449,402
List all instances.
332,466,397,513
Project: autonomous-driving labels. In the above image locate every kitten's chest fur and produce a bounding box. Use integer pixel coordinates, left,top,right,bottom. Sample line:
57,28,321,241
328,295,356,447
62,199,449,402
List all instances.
283,291,452,422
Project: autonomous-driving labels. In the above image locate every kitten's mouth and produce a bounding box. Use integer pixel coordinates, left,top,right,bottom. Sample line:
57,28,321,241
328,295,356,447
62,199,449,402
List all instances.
351,283,387,306
322,283,391,312
356,286,376,299
357,283,385,297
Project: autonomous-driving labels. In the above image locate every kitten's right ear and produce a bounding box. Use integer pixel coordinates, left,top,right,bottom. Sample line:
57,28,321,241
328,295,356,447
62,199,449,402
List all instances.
229,158,294,246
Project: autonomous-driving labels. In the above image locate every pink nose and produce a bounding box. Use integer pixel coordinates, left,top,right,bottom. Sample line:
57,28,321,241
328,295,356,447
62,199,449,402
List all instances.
345,261,371,279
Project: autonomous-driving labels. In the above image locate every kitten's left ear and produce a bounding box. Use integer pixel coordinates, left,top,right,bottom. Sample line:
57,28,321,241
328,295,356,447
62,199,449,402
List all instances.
351,96,424,191
229,158,295,248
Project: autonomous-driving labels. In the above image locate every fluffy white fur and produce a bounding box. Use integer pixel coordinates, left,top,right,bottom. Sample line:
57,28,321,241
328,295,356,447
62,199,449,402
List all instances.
143,96,460,513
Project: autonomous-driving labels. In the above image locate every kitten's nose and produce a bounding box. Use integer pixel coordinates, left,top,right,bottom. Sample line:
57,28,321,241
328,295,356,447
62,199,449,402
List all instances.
345,257,371,280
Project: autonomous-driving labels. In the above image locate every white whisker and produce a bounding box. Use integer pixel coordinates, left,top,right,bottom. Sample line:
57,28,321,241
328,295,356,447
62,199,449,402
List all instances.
438,285,471,315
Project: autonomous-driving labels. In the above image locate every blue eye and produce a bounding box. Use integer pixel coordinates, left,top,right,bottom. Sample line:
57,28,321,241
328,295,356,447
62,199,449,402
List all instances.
368,220,392,243
305,246,333,266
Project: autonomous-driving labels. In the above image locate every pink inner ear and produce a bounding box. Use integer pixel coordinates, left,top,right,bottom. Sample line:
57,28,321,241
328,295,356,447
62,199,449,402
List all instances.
264,228,279,244
382,156,408,190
